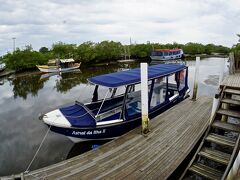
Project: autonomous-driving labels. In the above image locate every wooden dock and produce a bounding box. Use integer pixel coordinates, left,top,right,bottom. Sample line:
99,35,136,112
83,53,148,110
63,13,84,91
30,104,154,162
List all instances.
221,73,240,89
19,97,212,180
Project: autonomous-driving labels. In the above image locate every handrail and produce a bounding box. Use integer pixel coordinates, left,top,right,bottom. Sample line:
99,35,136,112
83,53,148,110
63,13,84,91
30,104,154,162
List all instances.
222,126,240,179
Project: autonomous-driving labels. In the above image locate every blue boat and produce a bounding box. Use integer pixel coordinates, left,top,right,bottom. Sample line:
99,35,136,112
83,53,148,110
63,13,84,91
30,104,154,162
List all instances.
150,49,184,61
42,64,190,143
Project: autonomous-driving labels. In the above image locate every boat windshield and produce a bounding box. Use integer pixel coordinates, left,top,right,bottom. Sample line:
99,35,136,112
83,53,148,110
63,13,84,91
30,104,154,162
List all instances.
163,52,169,56
152,51,163,56
93,85,125,101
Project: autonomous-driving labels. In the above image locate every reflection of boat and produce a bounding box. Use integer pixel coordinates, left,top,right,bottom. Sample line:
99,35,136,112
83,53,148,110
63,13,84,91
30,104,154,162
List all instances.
40,72,58,80
41,64,190,143
150,49,184,61
0,79,4,85
40,69,82,81
67,140,110,159
0,62,6,72
36,59,81,73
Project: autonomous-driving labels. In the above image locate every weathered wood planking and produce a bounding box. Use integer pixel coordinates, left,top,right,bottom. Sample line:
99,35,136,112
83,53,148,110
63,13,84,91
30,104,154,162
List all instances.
22,97,212,180
221,74,240,89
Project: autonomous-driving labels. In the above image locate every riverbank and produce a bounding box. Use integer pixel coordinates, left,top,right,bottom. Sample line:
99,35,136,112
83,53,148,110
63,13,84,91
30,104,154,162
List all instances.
0,55,228,78
0,69,15,78
185,54,228,58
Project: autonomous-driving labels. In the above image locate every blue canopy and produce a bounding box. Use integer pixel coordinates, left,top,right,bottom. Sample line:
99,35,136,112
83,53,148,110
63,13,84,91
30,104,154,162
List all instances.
88,63,187,88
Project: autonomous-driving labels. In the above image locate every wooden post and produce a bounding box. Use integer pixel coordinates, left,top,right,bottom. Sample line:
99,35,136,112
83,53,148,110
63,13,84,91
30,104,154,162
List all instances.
141,63,149,134
229,52,235,74
218,58,228,122
192,57,200,101
219,58,225,85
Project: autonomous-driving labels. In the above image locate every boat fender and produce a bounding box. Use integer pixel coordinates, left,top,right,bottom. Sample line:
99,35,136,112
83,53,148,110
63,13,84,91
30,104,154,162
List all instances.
39,113,47,120
92,144,99,149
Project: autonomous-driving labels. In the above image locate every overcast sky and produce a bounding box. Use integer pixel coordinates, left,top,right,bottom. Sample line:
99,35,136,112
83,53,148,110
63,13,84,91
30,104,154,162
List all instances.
0,0,240,55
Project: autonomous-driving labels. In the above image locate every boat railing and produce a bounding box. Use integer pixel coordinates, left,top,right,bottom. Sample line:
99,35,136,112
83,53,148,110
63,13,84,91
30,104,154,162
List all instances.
95,105,122,121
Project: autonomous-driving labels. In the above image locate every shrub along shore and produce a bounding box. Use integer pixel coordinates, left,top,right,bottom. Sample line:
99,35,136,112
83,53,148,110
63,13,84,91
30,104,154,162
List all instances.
0,41,232,72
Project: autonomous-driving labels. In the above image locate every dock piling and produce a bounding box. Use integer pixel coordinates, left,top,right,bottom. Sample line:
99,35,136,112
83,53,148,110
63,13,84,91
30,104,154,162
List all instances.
192,57,200,101
140,63,149,134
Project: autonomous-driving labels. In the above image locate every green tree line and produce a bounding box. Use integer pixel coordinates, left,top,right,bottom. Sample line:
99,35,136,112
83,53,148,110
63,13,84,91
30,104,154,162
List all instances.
1,41,231,71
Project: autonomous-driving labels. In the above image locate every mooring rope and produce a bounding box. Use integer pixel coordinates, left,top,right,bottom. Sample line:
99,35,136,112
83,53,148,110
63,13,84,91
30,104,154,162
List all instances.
24,118,55,174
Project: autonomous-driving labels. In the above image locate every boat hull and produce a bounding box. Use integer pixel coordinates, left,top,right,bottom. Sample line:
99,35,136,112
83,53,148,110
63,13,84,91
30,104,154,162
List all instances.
48,95,186,142
36,63,81,73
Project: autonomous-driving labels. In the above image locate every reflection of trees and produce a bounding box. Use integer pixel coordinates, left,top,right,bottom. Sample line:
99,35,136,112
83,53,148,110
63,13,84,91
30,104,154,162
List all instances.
55,72,86,93
82,63,139,78
10,62,139,98
55,63,138,93
11,74,46,99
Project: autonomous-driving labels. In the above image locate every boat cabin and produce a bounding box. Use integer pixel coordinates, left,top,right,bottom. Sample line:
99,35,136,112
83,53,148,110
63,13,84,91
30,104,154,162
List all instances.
47,58,75,68
86,63,189,122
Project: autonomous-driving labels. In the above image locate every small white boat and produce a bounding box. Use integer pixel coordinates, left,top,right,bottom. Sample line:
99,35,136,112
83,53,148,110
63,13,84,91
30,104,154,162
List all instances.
0,63,6,72
36,59,81,73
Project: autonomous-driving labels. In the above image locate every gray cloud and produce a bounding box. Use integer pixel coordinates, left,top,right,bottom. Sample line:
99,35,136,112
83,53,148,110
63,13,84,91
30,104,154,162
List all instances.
0,0,240,55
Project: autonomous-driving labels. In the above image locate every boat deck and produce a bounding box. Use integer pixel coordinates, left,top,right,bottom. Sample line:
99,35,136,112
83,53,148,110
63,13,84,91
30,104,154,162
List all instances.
21,96,212,180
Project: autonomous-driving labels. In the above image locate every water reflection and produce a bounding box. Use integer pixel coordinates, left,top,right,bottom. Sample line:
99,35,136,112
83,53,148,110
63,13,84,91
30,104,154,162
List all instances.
8,63,139,99
67,140,110,159
11,74,47,99
0,62,139,176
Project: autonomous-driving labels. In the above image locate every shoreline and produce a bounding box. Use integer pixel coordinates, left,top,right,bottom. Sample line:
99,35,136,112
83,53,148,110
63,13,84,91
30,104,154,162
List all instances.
0,55,228,78
0,69,15,78
184,54,228,58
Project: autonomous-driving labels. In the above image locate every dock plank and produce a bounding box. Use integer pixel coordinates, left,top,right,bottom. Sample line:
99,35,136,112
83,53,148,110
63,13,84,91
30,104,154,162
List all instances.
23,97,212,180
221,73,240,89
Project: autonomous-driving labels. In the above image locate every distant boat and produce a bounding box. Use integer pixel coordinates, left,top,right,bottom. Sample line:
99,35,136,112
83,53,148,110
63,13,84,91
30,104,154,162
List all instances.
41,63,190,143
0,62,6,72
36,58,81,73
150,49,184,61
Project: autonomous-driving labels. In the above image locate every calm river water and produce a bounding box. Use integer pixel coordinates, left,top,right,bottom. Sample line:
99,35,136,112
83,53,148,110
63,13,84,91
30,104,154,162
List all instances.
0,57,228,176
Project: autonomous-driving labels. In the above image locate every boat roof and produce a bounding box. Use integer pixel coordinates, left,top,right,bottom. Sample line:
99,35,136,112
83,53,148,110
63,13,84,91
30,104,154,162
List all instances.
88,63,187,88
60,58,75,63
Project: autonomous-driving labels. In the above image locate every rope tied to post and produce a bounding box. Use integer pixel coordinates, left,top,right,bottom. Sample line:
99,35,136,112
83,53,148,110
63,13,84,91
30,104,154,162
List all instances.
24,117,58,174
